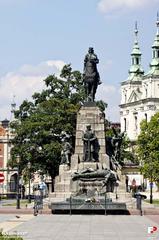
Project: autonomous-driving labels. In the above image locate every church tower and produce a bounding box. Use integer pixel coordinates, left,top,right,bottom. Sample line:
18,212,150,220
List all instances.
120,22,144,140
148,12,159,76
120,15,159,141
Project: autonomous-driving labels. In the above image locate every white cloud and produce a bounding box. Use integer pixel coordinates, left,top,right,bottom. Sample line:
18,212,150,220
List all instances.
19,60,65,77
98,0,159,14
0,60,65,120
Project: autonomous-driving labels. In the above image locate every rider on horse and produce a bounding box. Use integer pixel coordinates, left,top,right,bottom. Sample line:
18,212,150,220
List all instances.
83,47,102,102
84,47,101,85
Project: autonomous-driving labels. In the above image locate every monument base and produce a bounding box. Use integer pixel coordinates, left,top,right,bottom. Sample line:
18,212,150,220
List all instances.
50,105,129,205
49,195,128,215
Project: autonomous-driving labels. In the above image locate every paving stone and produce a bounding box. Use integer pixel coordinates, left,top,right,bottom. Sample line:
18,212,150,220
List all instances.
0,214,158,240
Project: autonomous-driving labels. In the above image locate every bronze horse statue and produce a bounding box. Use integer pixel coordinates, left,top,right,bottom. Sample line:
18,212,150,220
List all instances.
83,47,101,102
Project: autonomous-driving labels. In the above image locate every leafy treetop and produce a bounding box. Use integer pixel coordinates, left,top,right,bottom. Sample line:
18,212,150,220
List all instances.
137,112,159,185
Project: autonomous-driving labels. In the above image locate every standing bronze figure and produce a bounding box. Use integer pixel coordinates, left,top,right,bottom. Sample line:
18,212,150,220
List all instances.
60,133,73,165
82,125,98,162
83,47,101,102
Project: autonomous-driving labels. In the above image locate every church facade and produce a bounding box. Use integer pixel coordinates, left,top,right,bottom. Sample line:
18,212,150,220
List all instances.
120,18,159,141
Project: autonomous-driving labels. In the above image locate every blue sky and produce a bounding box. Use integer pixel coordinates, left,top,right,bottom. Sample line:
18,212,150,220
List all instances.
0,0,158,121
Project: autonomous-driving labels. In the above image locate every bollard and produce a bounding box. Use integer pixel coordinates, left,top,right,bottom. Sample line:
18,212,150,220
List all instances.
69,196,72,215
104,192,107,215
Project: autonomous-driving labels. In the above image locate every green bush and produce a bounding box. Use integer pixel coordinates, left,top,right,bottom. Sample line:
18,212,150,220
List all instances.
0,230,23,240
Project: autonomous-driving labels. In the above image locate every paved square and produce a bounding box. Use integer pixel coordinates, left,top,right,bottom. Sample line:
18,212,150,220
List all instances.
3,215,159,240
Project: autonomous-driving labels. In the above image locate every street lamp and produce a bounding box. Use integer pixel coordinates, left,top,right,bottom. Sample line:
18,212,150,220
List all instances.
115,181,119,200
149,165,153,204
27,161,31,203
16,155,20,209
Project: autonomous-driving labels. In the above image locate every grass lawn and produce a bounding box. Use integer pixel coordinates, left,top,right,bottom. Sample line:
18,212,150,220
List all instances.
2,200,29,207
0,230,23,239
145,199,159,204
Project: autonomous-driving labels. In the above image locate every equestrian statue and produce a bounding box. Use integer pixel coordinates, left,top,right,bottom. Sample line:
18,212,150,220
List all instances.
83,47,102,102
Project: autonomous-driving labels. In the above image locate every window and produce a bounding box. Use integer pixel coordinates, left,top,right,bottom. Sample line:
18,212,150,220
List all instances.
125,94,127,103
136,58,139,65
135,116,137,130
145,88,147,98
124,118,126,132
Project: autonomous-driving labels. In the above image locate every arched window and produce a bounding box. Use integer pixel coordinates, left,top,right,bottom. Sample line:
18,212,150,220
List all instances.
135,116,137,130
145,88,148,98
136,58,139,65
124,118,126,132
125,94,127,103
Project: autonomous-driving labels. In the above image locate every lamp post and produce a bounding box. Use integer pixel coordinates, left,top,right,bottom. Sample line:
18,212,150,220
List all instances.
27,161,31,203
149,166,153,204
115,181,119,200
6,129,9,194
16,155,20,209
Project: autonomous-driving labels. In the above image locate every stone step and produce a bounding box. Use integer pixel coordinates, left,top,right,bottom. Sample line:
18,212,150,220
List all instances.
55,173,72,183
55,178,71,184
55,178,71,185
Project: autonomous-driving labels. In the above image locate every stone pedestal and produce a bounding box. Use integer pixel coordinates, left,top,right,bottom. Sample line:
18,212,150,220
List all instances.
51,105,110,201
78,162,102,171
73,105,109,168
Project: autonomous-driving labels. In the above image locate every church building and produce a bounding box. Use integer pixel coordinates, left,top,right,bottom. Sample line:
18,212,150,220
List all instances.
120,16,159,141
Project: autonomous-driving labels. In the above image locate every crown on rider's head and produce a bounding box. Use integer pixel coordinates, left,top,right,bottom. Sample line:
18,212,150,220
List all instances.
88,47,94,51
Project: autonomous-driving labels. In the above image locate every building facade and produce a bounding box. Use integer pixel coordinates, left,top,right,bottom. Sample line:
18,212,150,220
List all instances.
120,18,159,141
0,120,18,195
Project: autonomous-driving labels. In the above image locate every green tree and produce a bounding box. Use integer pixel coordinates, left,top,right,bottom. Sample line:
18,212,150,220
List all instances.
137,112,159,190
9,65,85,191
120,134,137,165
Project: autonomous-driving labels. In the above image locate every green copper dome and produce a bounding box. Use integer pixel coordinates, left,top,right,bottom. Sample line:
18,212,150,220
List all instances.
128,22,144,81
147,13,159,76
